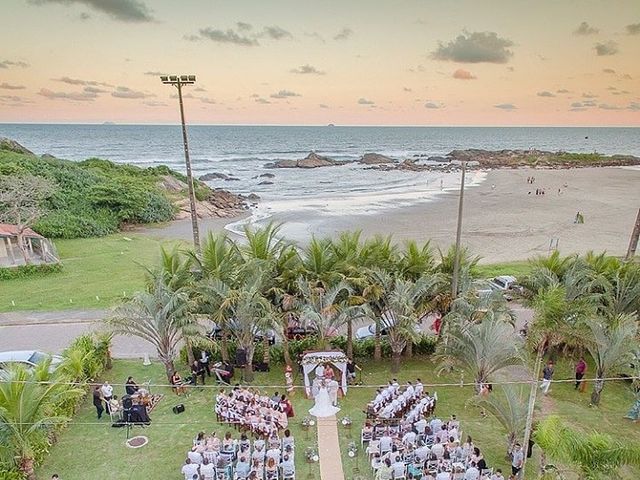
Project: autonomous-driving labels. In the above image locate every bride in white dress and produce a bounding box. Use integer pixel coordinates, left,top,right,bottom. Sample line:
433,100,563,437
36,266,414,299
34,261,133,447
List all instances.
308,380,341,418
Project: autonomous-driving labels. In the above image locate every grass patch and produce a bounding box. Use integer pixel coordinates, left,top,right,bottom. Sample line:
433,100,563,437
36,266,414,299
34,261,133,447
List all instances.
37,360,321,480
0,234,182,312
475,261,531,279
35,357,639,480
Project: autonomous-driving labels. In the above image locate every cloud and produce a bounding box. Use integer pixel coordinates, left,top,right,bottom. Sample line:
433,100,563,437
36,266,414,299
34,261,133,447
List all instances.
197,27,259,46
582,100,597,107
143,100,167,107
622,73,633,80
194,87,206,92
333,27,353,41
319,104,329,108
0,83,26,90
270,90,301,99
290,64,325,75
494,103,517,110
200,97,216,104
83,86,108,94
111,86,153,99
38,87,97,101
261,26,292,40
431,30,514,63
627,102,640,111
598,103,622,110
570,107,587,112
403,87,412,92
0,95,32,106
557,89,570,94
53,76,112,87
571,102,585,108
357,97,375,105
183,34,201,42
424,102,442,109
582,92,598,99
236,22,252,31
0,60,29,69
625,23,640,35
573,22,599,35
27,0,154,23
602,68,616,74
537,91,556,97
143,71,166,76
452,68,476,80
594,41,619,56
255,98,271,104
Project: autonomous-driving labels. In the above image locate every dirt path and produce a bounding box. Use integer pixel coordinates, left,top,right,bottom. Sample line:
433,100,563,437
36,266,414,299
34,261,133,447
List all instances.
316,415,345,480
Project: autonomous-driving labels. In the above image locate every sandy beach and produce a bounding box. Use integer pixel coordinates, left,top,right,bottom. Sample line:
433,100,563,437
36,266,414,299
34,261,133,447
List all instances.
137,167,639,264
266,166,640,263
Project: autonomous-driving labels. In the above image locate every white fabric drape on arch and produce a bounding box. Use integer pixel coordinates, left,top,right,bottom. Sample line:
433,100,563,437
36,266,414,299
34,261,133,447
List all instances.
301,350,349,397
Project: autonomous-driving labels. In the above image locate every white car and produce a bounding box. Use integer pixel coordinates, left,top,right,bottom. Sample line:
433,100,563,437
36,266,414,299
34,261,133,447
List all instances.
489,275,519,291
355,312,422,340
0,350,63,372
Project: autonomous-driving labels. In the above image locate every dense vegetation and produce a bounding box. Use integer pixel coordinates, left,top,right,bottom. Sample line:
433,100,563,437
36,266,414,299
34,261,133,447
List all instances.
0,333,112,479
0,149,200,238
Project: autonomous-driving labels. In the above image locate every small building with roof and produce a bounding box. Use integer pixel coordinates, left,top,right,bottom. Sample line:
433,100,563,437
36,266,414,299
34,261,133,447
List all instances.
0,224,59,267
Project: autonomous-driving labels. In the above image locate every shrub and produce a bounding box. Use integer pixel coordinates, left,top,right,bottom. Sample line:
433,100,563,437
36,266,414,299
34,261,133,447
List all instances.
0,262,63,281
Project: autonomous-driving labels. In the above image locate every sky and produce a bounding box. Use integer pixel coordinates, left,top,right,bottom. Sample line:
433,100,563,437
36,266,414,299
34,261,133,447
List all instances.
0,0,639,125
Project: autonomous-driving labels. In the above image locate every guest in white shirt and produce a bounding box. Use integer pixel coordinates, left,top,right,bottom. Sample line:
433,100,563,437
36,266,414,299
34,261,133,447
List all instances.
187,449,203,465
464,462,480,480
181,458,199,480
199,458,215,480
379,433,393,454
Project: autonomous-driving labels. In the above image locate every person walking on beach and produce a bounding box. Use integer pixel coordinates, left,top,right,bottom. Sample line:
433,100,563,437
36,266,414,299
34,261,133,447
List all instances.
575,357,586,391
540,361,554,395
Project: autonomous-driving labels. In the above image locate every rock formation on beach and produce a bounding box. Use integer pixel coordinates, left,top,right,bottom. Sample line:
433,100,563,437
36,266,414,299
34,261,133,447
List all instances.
358,153,396,164
266,151,338,169
0,137,33,155
199,172,240,181
174,188,249,220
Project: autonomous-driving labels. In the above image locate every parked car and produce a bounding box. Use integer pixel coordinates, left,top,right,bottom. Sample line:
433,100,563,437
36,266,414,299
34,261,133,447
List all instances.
355,312,422,341
488,275,522,292
207,322,276,345
0,350,63,372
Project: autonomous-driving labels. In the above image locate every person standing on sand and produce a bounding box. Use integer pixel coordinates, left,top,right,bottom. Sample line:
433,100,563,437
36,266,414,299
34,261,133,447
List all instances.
575,358,586,390
540,361,554,395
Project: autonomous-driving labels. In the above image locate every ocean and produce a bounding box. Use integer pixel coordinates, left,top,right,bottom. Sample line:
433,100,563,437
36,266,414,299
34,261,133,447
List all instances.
1,124,639,231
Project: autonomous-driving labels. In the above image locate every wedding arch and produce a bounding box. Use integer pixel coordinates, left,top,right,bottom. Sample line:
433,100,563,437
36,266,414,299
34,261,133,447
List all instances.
301,350,349,397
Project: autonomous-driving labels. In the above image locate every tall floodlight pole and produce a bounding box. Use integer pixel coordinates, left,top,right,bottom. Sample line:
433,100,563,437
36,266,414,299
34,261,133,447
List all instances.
451,160,467,298
160,74,200,253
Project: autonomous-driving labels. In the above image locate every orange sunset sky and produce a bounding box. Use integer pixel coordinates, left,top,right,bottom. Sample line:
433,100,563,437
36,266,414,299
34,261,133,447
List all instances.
1,0,639,125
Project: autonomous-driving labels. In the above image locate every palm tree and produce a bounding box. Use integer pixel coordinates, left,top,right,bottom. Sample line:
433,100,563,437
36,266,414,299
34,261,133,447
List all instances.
0,364,82,480
397,240,435,281
366,270,442,372
108,276,195,382
298,280,365,350
582,313,638,406
467,385,528,458
205,267,275,382
190,232,241,363
535,415,640,479
436,315,523,393
301,237,339,288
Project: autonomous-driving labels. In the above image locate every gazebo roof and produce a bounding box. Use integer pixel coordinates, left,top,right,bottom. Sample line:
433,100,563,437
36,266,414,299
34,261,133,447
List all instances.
0,224,44,239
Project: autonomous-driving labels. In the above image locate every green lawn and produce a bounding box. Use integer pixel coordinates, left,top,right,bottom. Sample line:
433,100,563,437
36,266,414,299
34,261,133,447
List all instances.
37,358,639,480
0,234,182,312
335,357,638,480
475,261,531,279
37,360,321,480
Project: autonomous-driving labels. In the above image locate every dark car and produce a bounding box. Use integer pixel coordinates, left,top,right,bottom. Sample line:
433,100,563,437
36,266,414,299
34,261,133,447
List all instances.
207,322,276,345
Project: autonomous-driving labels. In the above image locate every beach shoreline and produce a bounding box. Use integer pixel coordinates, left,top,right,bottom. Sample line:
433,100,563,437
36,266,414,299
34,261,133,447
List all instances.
135,166,639,264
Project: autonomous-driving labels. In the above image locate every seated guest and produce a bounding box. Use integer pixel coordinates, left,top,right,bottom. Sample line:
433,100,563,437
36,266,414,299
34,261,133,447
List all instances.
235,455,251,479
188,447,203,465
181,458,199,480
265,457,278,479
391,458,406,479
199,458,215,480
125,376,139,395
194,431,206,447
471,447,486,471
282,429,295,450
375,458,393,480
435,468,451,480
171,371,187,395
379,431,393,454
280,453,295,477
464,462,480,480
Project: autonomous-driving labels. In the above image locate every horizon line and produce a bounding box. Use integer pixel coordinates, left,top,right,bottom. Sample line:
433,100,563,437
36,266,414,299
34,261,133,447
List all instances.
1,122,639,128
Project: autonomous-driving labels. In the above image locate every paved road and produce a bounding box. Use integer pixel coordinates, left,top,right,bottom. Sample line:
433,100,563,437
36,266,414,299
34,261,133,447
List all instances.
0,309,155,359
0,303,534,359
